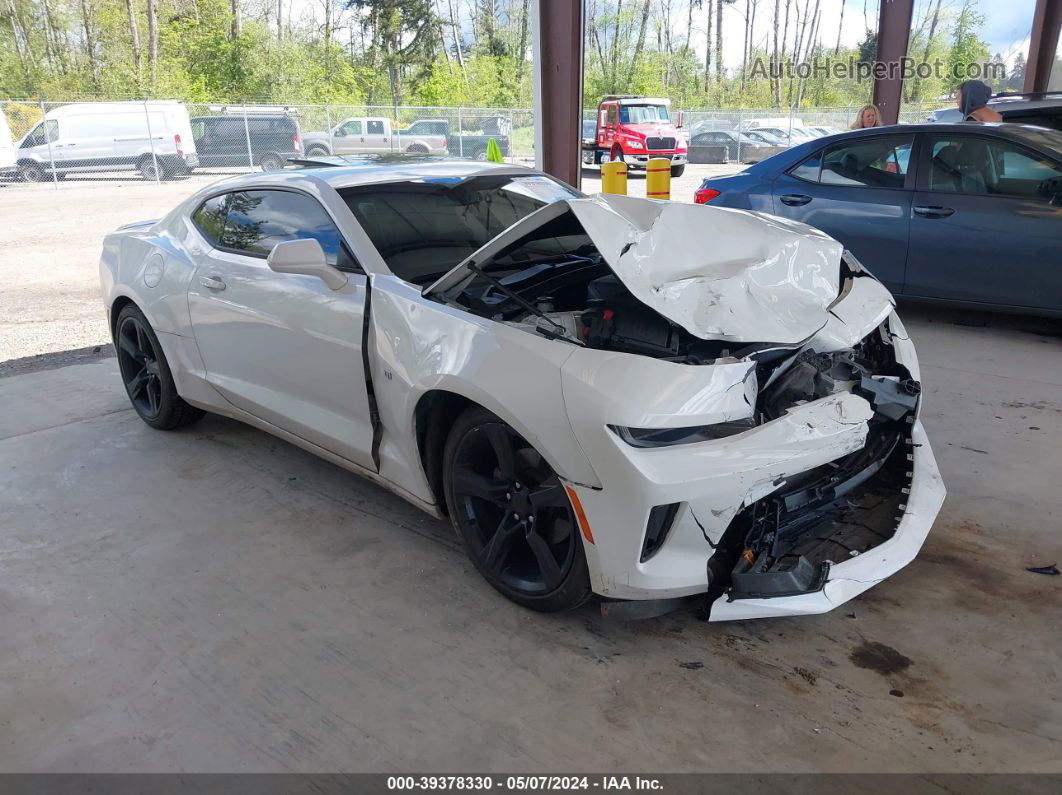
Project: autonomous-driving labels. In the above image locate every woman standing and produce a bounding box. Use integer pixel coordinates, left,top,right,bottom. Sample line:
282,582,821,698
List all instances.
850,104,883,129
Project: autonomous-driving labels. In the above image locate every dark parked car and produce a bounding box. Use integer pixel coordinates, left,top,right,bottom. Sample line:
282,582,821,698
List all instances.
694,123,1062,316
690,129,781,163
191,113,302,171
928,91,1062,132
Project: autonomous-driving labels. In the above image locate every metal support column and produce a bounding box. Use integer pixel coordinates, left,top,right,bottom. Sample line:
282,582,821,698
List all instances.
531,0,584,188
1024,0,1062,94
872,0,915,125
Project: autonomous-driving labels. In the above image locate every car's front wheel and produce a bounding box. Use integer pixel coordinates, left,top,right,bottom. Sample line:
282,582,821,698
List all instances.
670,163,685,177
443,407,591,612
115,304,205,430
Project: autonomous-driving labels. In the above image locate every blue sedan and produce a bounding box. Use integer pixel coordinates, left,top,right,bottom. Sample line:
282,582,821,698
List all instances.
695,123,1062,316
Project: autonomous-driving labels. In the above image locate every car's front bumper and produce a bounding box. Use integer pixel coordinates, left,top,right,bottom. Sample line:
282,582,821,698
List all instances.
627,152,687,167
560,313,945,618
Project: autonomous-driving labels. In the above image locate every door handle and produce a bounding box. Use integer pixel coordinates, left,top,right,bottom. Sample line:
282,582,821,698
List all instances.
199,275,226,291
913,205,955,218
779,193,812,206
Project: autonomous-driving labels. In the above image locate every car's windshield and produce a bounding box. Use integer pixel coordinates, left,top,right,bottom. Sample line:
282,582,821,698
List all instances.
340,174,581,285
619,105,669,124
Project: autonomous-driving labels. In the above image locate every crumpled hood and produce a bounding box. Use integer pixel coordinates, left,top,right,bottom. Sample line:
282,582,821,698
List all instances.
425,193,850,346
569,194,843,344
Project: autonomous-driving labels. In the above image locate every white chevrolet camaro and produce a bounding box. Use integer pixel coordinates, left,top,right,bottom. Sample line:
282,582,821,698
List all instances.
100,157,945,619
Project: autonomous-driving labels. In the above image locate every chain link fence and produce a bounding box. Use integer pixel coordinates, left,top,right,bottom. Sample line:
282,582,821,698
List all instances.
0,100,537,188
3,99,943,188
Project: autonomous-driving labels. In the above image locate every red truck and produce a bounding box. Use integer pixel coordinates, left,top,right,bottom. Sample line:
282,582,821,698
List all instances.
583,96,687,177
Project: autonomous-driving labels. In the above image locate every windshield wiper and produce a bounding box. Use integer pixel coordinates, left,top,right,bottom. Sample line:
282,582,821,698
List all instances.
465,262,583,345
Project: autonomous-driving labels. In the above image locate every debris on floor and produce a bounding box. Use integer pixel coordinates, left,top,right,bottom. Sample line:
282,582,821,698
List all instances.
1025,563,1060,576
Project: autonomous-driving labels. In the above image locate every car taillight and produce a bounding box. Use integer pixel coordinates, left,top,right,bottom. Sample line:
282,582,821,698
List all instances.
694,187,720,204
293,133,301,153
174,133,183,157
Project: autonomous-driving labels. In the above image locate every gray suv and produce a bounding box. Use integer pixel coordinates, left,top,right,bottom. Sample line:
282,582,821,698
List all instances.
928,91,1062,131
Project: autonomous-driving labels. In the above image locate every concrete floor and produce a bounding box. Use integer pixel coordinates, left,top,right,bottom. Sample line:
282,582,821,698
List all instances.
1,305,1060,773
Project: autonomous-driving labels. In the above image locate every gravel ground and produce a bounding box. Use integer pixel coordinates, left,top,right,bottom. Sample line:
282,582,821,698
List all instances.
0,163,743,362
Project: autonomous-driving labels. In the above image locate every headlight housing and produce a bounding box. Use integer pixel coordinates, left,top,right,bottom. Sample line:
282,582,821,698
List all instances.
610,418,755,448
626,139,645,149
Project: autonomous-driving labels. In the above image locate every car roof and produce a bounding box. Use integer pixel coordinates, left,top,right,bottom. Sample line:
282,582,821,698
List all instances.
738,122,1062,173
191,155,540,193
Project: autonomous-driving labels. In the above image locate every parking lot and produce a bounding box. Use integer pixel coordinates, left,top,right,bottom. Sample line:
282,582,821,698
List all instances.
2,156,1061,771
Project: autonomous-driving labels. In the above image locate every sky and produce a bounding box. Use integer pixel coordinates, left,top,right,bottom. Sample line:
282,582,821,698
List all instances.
702,0,1038,72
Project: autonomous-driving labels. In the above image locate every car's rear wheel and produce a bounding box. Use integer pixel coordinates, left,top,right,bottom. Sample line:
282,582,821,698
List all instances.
442,407,591,612
259,153,285,171
19,163,45,182
115,304,205,430
138,158,166,181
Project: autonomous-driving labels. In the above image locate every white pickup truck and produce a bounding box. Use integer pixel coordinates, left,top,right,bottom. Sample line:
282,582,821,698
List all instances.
301,117,447,157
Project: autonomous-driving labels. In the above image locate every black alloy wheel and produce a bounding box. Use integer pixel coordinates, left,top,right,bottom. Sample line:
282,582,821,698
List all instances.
117,313,165,420
443,407,591,612
114,304,204,430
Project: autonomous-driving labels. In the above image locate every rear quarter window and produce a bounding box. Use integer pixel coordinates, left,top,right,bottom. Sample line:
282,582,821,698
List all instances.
191,194,228,244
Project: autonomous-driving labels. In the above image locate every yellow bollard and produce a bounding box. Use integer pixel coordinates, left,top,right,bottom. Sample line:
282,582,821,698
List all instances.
646,157,671,200
600,160,628,195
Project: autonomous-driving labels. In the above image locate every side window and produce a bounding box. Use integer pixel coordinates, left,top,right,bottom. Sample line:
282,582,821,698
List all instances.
367,120,385,135
220,189,358,270
191,194,229,245
789,151,823,182
607,105,617,125
819,135,912,188
339,120,362,136
928,136,1062,200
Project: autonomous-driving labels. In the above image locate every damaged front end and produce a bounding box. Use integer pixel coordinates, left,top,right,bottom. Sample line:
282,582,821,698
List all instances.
424,193,945,618
713,326,923,604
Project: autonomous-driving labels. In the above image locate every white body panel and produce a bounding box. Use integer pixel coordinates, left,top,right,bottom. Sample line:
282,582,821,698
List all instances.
0,111,15,172
16,101,197,177
100,161,945,619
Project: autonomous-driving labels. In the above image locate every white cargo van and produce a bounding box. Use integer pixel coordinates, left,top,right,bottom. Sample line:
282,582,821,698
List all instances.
14,101,198,181
0,110,16,179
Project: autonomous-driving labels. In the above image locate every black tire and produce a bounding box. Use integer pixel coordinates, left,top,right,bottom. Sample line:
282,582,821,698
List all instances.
115,304,205,431
670,164,685,177
442,407,592,612
259,153,285,171
19,163,46,182
138,158,166,181
305,146,330,157
406,144,429,154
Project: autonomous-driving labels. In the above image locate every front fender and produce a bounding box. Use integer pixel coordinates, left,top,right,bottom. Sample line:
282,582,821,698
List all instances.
367,275,602,504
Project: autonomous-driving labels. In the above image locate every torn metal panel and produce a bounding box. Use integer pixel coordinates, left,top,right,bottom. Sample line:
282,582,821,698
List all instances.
568,194,845,344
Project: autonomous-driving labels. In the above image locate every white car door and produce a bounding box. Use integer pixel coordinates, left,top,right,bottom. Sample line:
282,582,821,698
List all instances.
186,188,377,471
331,119,365,154
365,119,392,152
